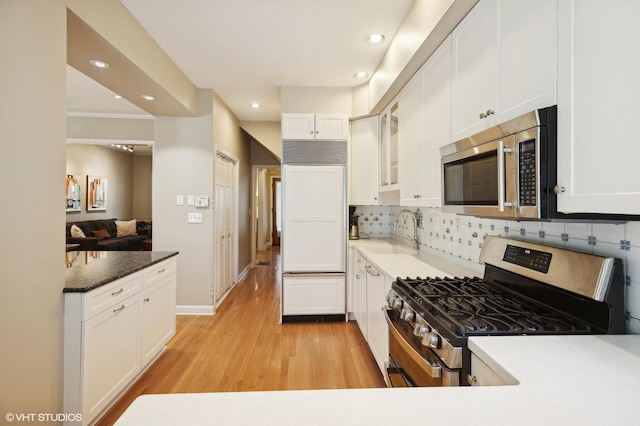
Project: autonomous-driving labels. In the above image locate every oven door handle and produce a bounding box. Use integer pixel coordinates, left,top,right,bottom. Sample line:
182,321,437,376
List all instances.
383,308,442,379
497,140,513,212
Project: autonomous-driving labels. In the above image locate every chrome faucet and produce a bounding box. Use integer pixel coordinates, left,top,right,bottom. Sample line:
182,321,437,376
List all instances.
393,208,421,250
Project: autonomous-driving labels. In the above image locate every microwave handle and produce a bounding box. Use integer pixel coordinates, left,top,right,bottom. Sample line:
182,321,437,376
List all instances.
498,140,513,212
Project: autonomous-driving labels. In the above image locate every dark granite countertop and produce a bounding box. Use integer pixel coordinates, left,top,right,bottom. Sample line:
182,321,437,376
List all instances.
64,251,179,293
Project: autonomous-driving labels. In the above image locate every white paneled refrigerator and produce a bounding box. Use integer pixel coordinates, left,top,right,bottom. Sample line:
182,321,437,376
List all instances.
281,163,347,321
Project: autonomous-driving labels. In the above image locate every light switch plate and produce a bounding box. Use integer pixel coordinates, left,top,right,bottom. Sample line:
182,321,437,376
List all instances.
187,195,195,206
187,212,203,223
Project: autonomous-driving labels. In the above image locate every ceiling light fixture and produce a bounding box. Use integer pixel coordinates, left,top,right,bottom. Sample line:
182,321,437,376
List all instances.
354,72,370,80
140,94,156,101
114,94,122,99
250,102,262,109
89,59,111,69
111,144,134,153
366,34,385,44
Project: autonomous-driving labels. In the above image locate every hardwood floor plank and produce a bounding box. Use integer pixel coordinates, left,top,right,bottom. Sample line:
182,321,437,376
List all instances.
96,246,385,425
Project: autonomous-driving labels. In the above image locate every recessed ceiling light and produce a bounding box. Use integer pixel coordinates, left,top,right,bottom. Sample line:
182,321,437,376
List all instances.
250,102,262,109
354,72,370,80
114,94,122,99
366,34,385,44
140,94,156,101
89,59,111,69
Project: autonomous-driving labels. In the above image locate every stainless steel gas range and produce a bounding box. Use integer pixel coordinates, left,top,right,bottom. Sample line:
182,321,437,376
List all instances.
383,235,626,387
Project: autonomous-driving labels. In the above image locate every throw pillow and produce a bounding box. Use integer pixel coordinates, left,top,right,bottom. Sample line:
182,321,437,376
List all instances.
92,229,111,240
70,224,86,238
115,219,137,237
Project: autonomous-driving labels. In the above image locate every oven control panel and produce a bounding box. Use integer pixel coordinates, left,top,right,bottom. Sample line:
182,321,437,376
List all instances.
502,244,552,273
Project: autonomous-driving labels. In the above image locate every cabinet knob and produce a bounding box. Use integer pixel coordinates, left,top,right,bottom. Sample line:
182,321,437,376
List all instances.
553,185,566,194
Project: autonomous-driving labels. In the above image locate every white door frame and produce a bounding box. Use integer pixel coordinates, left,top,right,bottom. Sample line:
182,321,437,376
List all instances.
214,147,239,305
251,164,281,267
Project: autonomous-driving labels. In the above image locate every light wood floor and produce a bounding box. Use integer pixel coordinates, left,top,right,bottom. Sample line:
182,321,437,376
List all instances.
97,246,385,425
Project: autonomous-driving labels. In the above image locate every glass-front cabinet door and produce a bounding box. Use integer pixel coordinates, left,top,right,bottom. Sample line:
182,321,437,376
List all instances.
380,99,399,191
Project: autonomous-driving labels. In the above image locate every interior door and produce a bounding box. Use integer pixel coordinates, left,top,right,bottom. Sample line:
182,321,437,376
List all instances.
215,154,236,302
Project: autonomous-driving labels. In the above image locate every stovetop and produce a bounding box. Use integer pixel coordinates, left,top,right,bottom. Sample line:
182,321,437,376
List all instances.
393,276,594,338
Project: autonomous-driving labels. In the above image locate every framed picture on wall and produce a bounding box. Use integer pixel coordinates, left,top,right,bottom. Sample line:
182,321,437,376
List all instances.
65,173,82,212
87,176,107,211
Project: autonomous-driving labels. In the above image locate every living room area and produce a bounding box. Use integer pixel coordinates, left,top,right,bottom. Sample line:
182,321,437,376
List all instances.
65,108,154,251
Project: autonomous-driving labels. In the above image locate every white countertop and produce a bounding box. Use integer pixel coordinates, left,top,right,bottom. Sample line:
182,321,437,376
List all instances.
115,335,640,425
349,238,484,279
115,239,640,425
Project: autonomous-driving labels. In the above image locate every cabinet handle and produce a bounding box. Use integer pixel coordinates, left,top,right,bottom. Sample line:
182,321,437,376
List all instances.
479,109,495,119
310,130,314,134
144,297,150,302
157,268,165,274
365,265,380,277
355,274,361,279
553,185,566,194
111,288,124,296
113,304,125,313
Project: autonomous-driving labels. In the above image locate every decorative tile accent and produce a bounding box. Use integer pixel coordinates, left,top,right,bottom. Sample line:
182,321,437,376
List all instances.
539,230,546,239
621,240,632,251
588,235,597,246
561,233,569,242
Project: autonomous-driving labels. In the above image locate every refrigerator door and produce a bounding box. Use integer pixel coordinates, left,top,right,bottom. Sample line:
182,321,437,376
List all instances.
282,164,346,273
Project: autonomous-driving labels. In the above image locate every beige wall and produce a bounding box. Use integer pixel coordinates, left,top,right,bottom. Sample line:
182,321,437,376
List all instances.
154,90,253,309
133,155,152,220
0,0,67,418
240,121,282,160
67,115,154,141
65,144,136,222
154,90,216,308
281,86,352,115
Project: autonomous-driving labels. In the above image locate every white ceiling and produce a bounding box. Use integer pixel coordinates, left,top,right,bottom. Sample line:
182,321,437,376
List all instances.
66,0,415,122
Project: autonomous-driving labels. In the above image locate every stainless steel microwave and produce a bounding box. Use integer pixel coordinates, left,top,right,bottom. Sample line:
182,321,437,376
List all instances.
440,106,558,220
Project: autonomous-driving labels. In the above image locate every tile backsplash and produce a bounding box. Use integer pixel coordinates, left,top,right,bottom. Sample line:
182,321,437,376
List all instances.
352,205,640,334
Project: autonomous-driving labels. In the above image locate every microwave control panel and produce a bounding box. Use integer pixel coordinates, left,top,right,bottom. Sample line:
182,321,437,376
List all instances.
518,139,537,206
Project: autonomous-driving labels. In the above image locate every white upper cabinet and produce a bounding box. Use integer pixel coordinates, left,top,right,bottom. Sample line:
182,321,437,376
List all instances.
350,116,380,205
497,0,557,123
399,36,451,207
556,0,640,215
451,0,557,142
380,100,399,191
282,113,348,140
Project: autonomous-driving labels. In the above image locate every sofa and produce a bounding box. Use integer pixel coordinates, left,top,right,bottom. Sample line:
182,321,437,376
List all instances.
66,219,150,251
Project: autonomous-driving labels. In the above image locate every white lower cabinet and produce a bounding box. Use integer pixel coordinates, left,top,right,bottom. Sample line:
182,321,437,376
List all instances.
64,257,177,425
365,263,389,375
351,248,391,376
82,296,141,422
141,273,177,366
352,251,368,339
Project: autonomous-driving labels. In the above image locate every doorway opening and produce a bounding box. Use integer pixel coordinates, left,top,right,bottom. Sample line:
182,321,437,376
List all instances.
252,166,281,268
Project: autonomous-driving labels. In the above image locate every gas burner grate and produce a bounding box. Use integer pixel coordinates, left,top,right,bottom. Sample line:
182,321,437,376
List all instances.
394,276,593,336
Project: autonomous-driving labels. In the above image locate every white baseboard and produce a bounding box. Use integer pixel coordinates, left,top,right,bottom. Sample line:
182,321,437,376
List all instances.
237,264,250,283
176,305,214,316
